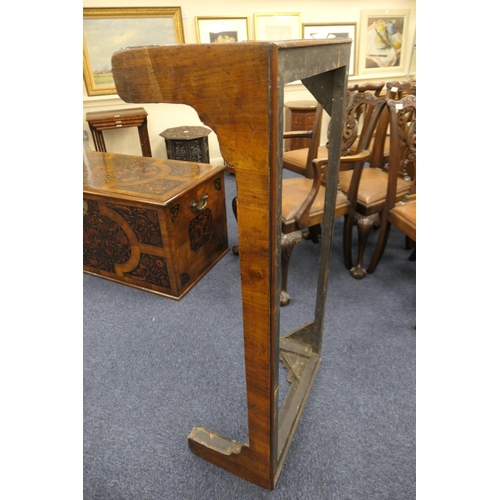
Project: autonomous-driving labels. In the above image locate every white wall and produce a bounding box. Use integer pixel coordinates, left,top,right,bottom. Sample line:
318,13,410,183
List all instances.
83,0,416,163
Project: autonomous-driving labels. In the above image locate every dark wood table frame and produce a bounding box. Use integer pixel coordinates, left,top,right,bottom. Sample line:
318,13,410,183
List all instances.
86,107,152,157
111,39,351,490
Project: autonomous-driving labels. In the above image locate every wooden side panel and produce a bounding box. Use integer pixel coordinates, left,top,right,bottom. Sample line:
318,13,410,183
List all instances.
113,43,279,488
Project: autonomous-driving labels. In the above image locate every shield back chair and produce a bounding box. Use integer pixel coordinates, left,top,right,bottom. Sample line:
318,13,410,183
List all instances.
231,91,386,305
346,82,385,160
369,79,417,169
338,79,416,279
279,90,386,305
281,104,323,179
282,83,386,180
367,94,416,274
231,104,323,253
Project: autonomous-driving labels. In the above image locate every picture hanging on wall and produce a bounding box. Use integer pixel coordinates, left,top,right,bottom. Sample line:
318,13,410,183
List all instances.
358,9,410,77
302,23,357,76
254,13,301,41
195,17,250,43
83,7,185,96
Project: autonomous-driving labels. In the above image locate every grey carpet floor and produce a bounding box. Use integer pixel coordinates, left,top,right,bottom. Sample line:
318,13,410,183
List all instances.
84,171,416,499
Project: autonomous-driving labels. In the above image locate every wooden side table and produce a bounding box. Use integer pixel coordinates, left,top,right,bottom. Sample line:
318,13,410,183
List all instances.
159,126,211,163
284,100,318,151
86,107,152,157
112,39,351,490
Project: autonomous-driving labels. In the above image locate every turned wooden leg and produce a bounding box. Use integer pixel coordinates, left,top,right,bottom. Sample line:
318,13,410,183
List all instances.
350,212,380,279
231,196,239,255
280,231,303,306
405,235,415,250
137,119,152,157
367,221,391,274
342,213,353,270
302,223,322,244
90,127,107,152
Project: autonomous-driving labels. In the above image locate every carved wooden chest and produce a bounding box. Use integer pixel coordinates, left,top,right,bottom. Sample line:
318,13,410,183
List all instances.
83,151,228,299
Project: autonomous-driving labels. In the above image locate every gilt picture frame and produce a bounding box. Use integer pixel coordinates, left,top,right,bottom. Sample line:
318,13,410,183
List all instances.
302,23,357,76
83,7,185,96
195,16,250,43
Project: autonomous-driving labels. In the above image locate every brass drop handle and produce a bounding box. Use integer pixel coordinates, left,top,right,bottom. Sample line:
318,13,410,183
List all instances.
190,193,209,213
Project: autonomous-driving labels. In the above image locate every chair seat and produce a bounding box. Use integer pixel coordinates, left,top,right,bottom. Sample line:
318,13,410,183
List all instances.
282,146,329,176
282,148,308,174
282,178,349,228
339,168,412,209
388,201,416,242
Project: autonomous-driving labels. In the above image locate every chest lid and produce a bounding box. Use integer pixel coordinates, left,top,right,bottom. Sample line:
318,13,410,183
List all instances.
83,151,224,206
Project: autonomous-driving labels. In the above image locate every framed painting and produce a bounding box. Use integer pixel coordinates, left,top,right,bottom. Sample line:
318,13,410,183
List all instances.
358,9,410,77
83,7,185,96
254,13,301,41
195,16,249,43
302,23,357,76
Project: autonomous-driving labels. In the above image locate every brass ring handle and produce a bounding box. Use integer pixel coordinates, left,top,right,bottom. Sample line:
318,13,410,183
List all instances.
190,193,209,213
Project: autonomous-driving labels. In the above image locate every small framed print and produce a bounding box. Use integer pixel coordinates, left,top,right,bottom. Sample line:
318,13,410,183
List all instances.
302,23,357,76
254,13,301,41
358,9,410,77
195,16,250,43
